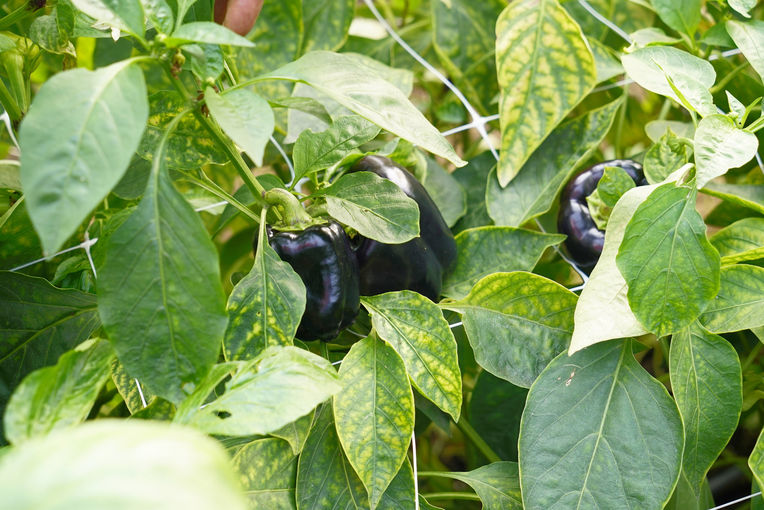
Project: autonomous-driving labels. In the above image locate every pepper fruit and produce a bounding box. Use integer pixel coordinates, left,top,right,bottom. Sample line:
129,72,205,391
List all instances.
557,159,647,272
349,155,456,301
262,189,360,342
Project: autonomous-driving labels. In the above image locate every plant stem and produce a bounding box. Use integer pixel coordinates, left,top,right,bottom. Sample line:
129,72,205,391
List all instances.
710,61,749,95
0,78,21,123
456,417,502,463
614,93,627,159
420,492,481,501
178,170,261,223
0,3,35,30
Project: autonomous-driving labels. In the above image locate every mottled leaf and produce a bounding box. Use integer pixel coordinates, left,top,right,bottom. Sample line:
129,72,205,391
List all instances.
301,0,355,54
699,264,764,334
709,218,764,264
111,359,155,414
271,412,313,456
230,438,297,509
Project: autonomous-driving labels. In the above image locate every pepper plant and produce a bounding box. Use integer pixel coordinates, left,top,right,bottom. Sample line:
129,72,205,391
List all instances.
0,0,763,509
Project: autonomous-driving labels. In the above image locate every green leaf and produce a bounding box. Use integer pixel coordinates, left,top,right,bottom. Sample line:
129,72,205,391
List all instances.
176,347,341,436
19,61,148,254
665,473,715,510
570,184,656,353
97,120,227,403
469,371,528,462
362,291,462,420
728,0,756,18
701,182,764,215
617,183,721,337
140,0,173,34
486,97,622,226
651,0,701,36
693,114,759,189
646,120,695,142
166,22,254,47
669,323,742,491
446,272,577,388
271,412,313,455
751,428,764,494
431,0,505,114
0,421,248,510
0,272,100,441
333,336,414,509
0,160,20,190
494,0,596,185
262,51,465,167
293,116,380,182
436,462,521,510
453,152,495,233
111,359,156,414
644,128,693,184
621,47,715,116
442,227,565,300
589,38,623,83
699,264,764,334
629,27,681,47
205,87,274,167
301,0,355,54
726,91,747,126
296,403,368,509
727,20,764,82
223,225,306,361
318,172,420,244
230,438,298,509
69,0,144,36
586,166,636,230
4,339,114,444
710,218,764,264
519,341,683,510
422,158,466,228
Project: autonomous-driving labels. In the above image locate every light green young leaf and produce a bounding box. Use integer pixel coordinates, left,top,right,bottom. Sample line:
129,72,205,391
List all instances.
446,272,576,388
229,438,298,509
727,91,747,126
727,20,764,82
520,341,683,510
0,160,20,190
617,183,721,337
362,291,462,421
292,116,380,182
701,182,764,215
69,0,144,36
165,22,255,47
301,0,355,54
670,323,742,492
140,0,173,34
317,172,420,244
0,272,101,441
487,97,622,227
651,0,701,36
629,27,681,47
4,339,114,444
699,264,764,334
333,336,414,509
643,128,693,184
177,347,341,436
495,0,596,185
694,114,759,189
710,218,764,264
442,227,564,300
645,120,695,143
0,421,248,510
263,51,464,166
728,0,756,17
436,462,522,510
19,60,148,254
586,166,636,230
223,224,306,361
205,87,274,167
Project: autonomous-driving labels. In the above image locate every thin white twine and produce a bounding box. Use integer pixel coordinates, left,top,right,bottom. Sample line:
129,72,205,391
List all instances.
0,111,19,149
411,430,420,510
577,0,633,44
709,491,762,510
270,135,295,185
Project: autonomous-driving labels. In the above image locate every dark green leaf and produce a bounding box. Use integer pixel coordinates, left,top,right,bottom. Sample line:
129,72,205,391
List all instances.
469,371,527,462
437,462,521,510
452,152,495,233
422,158,466,228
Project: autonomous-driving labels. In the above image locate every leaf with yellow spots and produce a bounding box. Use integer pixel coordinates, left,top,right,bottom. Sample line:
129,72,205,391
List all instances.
229,437,298,509
495,0,596,186
223,221,306,361
361,291,462,421
444,272,577,388
333,336,415,510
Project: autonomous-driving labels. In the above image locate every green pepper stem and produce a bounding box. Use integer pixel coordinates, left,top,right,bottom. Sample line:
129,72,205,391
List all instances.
456,416,502,464
263,188,314,226
0,77,21,123
420,492,481,502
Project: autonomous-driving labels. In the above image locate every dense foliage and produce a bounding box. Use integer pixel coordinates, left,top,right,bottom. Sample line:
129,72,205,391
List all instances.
0,0,763,509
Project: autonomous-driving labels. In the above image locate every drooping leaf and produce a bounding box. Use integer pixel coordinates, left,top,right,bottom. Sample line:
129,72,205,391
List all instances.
727,20,764,82
494,0,596,185
442,227,565,300
701,182,764,216
4,339,114,444
446,272,577,388
229,438,298,509
617,183,721,337
669,323,742,492
165,22,255,47
699,264,764,334
300,0,355,54
0,421,248,510
19,61,148,254
486,97,622,227
709,218,764,264
0,272,100,441
317,172,420,244
693,114,759,189
176,347,341,436
362,291,462,420
436,462,522,510
519,341,683,510
333,336,414,509
205,87,274,167
262,51,465,166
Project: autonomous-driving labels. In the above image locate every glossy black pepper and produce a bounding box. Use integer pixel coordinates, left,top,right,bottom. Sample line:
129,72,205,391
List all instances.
557,159,647,272
349,155,456,301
